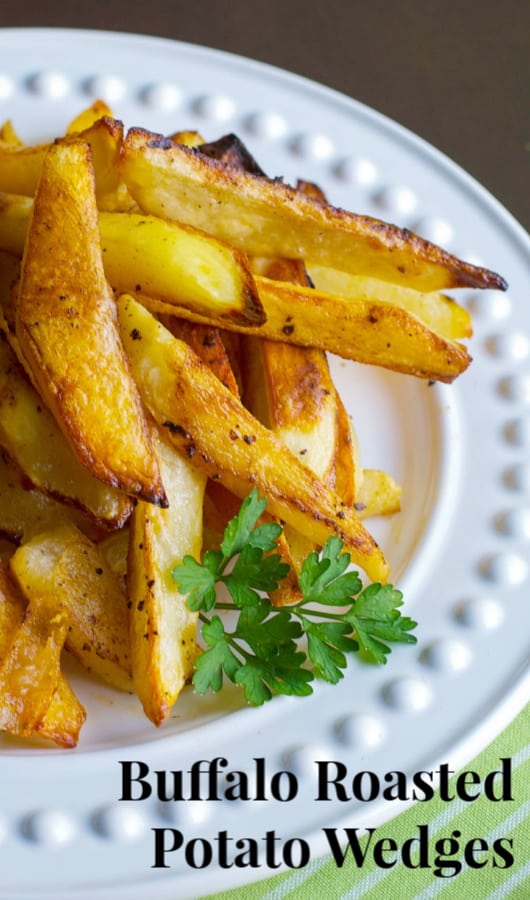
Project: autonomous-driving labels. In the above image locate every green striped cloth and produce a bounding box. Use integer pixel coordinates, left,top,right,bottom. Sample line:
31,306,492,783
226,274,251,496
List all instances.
206,704,529,899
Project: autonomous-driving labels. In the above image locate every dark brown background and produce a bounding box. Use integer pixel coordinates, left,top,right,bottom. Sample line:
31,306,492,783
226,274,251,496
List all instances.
2,1,529,230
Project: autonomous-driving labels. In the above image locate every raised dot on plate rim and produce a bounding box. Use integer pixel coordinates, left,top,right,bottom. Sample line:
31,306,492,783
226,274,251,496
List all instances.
504,417,530,447
0,74,14,100
498,373,530,404
281,743,334,779
92,804,145,842
242,111,287,138
333,156,378,186
494,507,530,539
334,713,387,748
412,216,454,247
503,462,530,492
83,75,126,102
22,809,77,847
479,551,528,585
419,638,473,672
486,332,530,361
27,71,70,99
467,292,512,320
380,676,432,712
159,798,212,825
192,94,235,120
453,596,505,630
289,132,334,160
374,184,417,215
139,83,182,110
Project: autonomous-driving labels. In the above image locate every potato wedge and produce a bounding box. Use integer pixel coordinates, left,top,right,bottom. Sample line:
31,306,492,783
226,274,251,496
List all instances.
121,128,506,292
66,99,114,134
331,395,364,506
0,562,24,649
0,196,263,325
308,265,472,341
118,295,389,582
36,676,87,749
0,196,472,381
0,336,132,528
0,119,23,146
98,210,263,324
242,336,338,480
10,524,132,692
0,116,124,201
355,469,403,518
0,192,32,256
141,274,471,382
0,593,68,737
170,313,300,602
0,449,102,543
165,316,242,398
16,139,166,506
127,424,205,725
0,563,85,747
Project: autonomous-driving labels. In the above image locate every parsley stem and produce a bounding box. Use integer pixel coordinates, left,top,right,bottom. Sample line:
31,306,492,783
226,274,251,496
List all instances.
293,607,350,621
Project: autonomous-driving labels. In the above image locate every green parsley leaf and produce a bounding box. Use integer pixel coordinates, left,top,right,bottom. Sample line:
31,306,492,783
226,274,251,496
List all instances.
344,583,418,664
192,616,241,693
220,488,266,558
299,536,362,604
172,554,219,611
173,491,418,705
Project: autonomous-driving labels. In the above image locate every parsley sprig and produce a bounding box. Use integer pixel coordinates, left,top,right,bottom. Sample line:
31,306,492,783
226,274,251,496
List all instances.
172,489,417,706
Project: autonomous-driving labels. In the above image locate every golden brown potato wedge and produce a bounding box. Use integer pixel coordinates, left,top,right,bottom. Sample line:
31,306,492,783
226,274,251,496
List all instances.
172,312,301,603
331,395,364,506
127,424,205,726
0,592,68,738
0,563,85,747
0,249,20,305
98,210,263,324
0,142,47,196
140,274,472,382
170,130,205,148
121,128,506,292
16,139,166,506
36,676,87,749
0,195,472,382
98,527,129,586
242,336,338,481
0,119,23,146
0,336,132,528
0,196,263,325
118,295,389,582
0,561,26,652
10,524,132,692
66,99,114,134
165,316,242,398
355,469,403,518
0,116,124,202
197,132,266,176
0,192,32,256
0,449,102,543
308,265,472,341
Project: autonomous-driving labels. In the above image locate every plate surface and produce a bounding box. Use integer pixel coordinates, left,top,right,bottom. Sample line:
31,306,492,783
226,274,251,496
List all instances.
0,27,529,900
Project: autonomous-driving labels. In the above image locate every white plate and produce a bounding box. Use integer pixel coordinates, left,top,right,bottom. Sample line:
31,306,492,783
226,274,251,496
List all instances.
0,27,529,900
